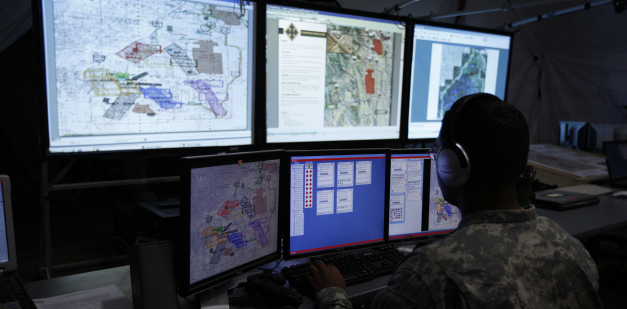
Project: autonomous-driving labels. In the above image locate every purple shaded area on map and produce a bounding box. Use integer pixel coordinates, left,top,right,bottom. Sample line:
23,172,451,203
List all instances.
184,79,227,117
140,87,182,109
248,217,268,247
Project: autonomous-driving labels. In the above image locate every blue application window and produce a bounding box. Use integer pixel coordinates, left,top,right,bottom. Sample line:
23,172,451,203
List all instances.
0,182,8,263
289,154,386,255
389,154,428,239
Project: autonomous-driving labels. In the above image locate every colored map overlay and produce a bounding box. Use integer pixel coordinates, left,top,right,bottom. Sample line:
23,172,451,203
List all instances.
428,160,461,231
50,0,250,136
189,160,279,284
437,45,487,119
324,25,395,127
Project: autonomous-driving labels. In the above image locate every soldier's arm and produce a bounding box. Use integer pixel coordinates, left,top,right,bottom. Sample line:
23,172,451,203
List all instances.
370,268,436,309
316,287,353,309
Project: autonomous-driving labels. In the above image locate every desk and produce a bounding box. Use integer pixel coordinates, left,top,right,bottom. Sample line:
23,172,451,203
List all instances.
536,195,627,239
25,266,198,309
24,261,390,309
25,198,627,308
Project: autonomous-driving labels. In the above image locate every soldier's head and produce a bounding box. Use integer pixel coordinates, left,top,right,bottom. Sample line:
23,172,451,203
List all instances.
433,93,529,206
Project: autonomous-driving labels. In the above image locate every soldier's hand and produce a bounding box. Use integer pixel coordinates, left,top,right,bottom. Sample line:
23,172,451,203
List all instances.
306,260,346,295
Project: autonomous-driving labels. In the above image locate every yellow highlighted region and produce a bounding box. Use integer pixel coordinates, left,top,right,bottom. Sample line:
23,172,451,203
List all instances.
202,226,229,249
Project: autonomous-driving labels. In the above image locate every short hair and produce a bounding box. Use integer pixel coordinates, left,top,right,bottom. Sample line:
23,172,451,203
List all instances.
452,94,529,184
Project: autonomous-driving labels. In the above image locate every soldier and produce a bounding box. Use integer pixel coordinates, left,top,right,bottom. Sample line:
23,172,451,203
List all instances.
308,93,603,308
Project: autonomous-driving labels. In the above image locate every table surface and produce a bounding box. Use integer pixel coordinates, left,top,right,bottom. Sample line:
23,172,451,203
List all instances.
536,194,627,239
25,193,627,308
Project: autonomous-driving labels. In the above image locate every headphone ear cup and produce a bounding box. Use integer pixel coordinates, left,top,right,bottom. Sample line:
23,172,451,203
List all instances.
437,148,470,189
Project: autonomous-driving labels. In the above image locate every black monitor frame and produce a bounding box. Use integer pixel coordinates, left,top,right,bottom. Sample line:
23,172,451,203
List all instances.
281,148,390,260
603,140,627,183
404,20,515,142
387,148,452,244
262,0,414,149
178,149,284,297
32,0,262,158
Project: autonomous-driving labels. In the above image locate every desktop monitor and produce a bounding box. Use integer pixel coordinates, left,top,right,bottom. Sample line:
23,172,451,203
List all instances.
603,141,627,182
387,149,459,243
407,22,513,139
266,4,407,144
559,121,588,150
178,150,283,296
283,149,389,259
33,0,256,154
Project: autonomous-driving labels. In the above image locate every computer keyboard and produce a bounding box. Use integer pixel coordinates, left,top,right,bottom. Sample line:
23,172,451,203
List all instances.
0,274,36,309
281,245,407,294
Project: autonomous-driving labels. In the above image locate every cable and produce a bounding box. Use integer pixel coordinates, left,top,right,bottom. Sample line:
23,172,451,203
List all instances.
259,258,283,272
114,236,130,255
395,235,414,250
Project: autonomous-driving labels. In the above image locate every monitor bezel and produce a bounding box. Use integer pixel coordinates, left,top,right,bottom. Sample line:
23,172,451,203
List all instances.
386,148,453,244
32,0,259,157
263,0,413,147
281,148,390,260
603,140,627,183
404,19,516,142
178,149,284,297
0,175,18,272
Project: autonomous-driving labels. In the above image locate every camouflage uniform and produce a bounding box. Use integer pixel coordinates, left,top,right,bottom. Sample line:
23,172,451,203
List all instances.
317,205,603,308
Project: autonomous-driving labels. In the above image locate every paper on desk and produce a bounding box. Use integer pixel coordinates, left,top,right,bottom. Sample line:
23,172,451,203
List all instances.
32,285,132,309
528,145,608,178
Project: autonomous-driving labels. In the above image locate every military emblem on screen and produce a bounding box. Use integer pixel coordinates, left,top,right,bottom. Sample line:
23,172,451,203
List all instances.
285,23,299,41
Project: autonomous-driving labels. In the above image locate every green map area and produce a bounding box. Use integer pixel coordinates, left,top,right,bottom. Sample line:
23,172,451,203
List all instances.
437,45,487,119
324,25,395,127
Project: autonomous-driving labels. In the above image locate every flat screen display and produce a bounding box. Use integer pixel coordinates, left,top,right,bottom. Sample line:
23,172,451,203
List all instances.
38,0,254,153
188,159,280,285
408,24,512,139
288,153,387,257
266,5,406,143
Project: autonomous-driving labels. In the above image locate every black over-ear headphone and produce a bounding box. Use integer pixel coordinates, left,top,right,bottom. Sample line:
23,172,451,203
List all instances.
436,93,500,188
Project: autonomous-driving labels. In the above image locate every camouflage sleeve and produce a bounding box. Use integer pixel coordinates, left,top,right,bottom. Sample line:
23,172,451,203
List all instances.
316,287,353,309
371,268,436,309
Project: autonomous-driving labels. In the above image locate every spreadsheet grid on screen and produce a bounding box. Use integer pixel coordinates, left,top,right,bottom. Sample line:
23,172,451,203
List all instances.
289,154,386,255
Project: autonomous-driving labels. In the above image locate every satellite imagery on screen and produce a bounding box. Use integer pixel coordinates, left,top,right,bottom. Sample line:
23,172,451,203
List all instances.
436,45,487,119
324,25,395,127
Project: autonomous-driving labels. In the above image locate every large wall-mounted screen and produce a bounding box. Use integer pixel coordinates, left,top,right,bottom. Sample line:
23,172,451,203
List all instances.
266,5,406,143
407,24,512,139
37,0,254,153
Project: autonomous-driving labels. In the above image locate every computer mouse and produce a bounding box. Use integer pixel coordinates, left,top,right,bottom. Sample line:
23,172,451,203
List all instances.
612,191,627,198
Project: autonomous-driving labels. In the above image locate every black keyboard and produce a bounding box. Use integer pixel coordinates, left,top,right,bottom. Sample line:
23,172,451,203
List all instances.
281,245,407,294
0,274,36,309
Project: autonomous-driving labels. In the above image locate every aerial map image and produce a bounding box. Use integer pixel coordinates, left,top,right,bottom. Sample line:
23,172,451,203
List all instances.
436,44,488,119
428,160,462,231
51,0,251,136
189,160,279,284
324,25,396,127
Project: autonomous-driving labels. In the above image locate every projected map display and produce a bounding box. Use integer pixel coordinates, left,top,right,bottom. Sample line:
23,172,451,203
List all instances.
324,26,395,127
41,0,253,152
189,160,279,284
435,45,488,119
266,5,405,143
407,25,511,139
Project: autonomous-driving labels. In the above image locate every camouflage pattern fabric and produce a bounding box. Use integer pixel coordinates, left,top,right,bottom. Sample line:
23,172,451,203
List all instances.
317,205,603,309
